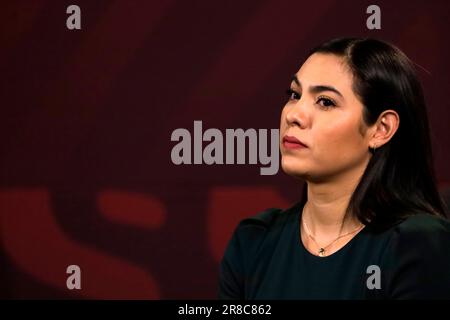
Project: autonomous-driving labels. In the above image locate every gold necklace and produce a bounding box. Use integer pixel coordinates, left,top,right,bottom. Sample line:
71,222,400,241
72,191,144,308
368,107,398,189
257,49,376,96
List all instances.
301,215,364,257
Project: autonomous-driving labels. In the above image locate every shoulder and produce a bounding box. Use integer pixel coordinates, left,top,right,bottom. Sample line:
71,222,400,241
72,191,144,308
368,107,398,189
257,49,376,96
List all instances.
232,202,300,238
382,213,450,299
237,206,286,229
395,213,450,232
390,213,450,244
385,213,450,258
218,202,301,299
225,202,300,256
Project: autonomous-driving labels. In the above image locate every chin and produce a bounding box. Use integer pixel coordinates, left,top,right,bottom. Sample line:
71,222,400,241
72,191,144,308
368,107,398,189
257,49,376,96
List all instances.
281,159,309,180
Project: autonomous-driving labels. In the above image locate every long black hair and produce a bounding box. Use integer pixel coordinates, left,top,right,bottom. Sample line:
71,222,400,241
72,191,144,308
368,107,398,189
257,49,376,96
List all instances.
297,37,447,230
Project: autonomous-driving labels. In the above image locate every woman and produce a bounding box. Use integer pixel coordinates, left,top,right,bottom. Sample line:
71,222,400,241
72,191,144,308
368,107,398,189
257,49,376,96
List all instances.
218,37,450,299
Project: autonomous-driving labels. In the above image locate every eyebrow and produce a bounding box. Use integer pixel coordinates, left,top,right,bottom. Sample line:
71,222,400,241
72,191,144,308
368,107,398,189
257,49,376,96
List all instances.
291,75,344,99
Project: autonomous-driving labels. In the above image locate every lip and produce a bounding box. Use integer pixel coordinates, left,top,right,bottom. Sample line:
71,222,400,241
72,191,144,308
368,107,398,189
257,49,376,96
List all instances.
282,135,308,149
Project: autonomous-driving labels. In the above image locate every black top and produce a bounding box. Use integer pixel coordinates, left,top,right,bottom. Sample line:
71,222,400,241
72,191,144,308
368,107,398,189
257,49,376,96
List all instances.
218,201,450,299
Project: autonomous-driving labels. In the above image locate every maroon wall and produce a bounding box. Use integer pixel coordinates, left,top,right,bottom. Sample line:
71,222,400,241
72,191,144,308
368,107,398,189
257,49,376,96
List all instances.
1,0,449,298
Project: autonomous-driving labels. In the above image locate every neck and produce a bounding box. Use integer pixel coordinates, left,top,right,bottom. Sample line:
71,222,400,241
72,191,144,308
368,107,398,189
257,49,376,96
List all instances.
303,165,366,239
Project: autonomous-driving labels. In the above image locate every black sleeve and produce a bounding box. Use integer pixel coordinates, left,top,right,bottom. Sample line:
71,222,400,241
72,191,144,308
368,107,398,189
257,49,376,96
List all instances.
217,227,246,300
217,208,281,300
383,215,450,299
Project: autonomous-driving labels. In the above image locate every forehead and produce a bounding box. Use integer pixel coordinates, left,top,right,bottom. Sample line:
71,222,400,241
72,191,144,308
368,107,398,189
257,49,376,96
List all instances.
295,53,353,94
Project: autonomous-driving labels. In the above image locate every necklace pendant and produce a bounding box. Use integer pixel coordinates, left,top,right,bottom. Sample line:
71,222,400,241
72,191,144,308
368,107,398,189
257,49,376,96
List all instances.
318,248,325,257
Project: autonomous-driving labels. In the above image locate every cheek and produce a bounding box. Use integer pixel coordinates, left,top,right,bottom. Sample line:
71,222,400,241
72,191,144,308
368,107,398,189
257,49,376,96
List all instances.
279,108,288,134
313,116,365,161
279,107,287,124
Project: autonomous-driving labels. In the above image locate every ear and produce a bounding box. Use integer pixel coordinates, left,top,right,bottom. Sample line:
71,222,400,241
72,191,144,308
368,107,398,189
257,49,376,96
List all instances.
368,110,400,151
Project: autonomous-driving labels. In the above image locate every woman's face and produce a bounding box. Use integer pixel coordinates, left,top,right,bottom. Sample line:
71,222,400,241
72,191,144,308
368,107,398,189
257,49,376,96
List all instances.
280,53,372,182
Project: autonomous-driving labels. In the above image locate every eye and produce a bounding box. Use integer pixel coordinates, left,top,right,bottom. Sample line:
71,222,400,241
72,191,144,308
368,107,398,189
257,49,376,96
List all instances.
316,95,336,108
286,88,301,101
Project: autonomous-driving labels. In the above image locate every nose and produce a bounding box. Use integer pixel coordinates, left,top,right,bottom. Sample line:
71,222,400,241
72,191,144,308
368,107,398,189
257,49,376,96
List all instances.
285,101,307,128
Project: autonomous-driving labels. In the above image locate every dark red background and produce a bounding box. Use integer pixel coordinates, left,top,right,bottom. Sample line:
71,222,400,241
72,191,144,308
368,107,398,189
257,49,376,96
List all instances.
1,0,449,299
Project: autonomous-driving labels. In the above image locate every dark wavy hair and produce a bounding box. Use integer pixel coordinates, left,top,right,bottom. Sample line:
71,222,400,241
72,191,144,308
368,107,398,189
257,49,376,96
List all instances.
297,37,447,230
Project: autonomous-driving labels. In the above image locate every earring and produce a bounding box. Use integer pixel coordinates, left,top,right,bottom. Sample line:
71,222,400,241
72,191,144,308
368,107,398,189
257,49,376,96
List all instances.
369,143,377,154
